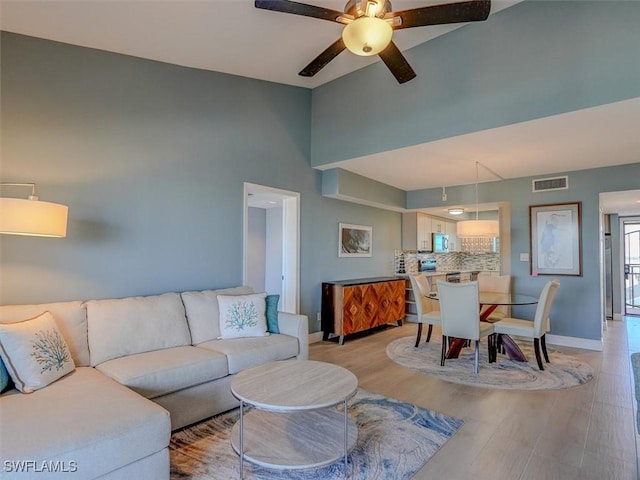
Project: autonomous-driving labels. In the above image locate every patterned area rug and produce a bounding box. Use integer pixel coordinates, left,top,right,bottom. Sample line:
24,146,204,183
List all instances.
170,389,462,480
387,336,594,390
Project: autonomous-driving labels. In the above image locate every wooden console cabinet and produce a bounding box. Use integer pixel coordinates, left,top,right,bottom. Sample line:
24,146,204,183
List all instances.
322,277,405,345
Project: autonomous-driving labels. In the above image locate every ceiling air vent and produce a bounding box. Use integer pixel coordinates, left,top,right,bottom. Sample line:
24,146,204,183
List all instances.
532,175,568,192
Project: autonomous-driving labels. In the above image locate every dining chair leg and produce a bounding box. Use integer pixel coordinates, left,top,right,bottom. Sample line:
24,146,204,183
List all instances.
487,334,496,363
474,340,480,374
426,324,433,343
440,336,447,366
533,338,544,371
496,333,505,355
541,334,550,363
415,324,423,348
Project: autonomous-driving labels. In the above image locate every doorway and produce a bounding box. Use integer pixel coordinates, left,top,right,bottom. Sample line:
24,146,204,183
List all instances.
624,219,640,316
243,183,300,314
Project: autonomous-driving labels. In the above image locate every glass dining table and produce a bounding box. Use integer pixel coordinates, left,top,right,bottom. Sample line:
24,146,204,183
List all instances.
428,291,539,362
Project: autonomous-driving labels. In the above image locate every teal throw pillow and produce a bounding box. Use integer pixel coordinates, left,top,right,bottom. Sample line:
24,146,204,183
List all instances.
0,357,12,393
265,294,280,334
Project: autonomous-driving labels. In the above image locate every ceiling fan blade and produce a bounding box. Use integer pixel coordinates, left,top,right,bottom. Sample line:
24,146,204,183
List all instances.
378,41,416,84
255,0,347,23
299,38,346,77
390,0,491,30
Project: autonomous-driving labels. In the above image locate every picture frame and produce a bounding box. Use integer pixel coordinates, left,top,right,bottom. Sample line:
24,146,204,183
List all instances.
339,223,372,258
529,202,582,276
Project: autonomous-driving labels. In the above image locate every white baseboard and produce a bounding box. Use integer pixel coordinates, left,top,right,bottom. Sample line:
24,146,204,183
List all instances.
309,331,324,344
613,313,623,321
546,333,603,352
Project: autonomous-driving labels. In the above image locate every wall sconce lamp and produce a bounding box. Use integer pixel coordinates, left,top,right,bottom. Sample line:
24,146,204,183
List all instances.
0,183,68,237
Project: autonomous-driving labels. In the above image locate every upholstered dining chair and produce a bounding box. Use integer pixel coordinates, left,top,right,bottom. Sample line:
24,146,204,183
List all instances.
437,280,495,374
477,273,512,322
492,279,560,371
408,274,441,348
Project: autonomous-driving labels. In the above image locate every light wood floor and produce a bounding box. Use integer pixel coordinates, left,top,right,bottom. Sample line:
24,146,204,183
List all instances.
309,319,639,480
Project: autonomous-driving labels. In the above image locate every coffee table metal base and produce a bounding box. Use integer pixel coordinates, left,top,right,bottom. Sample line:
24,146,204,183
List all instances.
231,407,357,470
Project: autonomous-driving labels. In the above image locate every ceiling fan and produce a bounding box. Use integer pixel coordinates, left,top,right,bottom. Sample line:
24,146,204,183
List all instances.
254,0,491,84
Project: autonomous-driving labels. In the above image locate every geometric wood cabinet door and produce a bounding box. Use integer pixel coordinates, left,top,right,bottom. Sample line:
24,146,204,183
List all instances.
321,277,405,345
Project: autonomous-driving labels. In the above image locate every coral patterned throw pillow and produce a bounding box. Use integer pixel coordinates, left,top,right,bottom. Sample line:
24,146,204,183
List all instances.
217,293,269,339
0,311,76,393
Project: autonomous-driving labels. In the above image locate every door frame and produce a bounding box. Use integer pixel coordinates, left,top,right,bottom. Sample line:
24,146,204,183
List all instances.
622,216,640,316
243,182,300,314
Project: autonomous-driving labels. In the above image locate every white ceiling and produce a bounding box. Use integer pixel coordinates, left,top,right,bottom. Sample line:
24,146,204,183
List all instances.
2,0,640,215
0,0,520,88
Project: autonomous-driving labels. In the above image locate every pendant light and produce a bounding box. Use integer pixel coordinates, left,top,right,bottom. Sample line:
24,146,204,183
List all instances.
456,162,499,238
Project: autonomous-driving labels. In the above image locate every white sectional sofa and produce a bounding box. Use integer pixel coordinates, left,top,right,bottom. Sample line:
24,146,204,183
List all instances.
0,286,309,479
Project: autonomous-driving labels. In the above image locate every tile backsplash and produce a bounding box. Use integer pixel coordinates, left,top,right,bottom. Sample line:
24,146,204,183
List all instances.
395,250,499,274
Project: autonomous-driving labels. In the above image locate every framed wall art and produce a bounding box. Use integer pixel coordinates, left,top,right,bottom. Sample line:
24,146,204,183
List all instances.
339,223,372,258
529,202,582,276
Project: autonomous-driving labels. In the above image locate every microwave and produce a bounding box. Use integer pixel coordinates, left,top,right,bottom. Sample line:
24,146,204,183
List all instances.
432,233,449,253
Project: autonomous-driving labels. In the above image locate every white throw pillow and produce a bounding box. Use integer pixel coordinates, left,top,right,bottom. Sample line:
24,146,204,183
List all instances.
0,311,76,393
218,293,269,339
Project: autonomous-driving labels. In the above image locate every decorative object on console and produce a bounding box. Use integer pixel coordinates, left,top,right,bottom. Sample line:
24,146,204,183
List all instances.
218,293,269,339
0,182,68,237
529,202,582,276
456,162,501,239
0,311,75,393
254,0,491,84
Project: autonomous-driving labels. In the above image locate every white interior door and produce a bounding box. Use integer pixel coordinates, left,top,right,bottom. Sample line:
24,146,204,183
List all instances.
243,183,300,314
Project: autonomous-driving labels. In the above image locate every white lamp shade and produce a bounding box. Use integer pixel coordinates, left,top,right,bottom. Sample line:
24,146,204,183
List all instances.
0,197,68,237
342,17,393,56
456,219,499,238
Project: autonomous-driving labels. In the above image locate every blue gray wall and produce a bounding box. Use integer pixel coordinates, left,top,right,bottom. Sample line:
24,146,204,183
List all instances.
2,1,639,343
311,0,640,166
0,32,401,332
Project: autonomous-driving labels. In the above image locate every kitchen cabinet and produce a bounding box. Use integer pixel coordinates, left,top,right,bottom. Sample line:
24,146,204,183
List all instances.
431,218,445,234
402,213,432,251
417,214,432,251
322,277,405,345
402,214,459,252
445,220,459,252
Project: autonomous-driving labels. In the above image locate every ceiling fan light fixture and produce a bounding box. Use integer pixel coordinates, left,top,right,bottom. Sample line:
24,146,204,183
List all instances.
342,17,392,56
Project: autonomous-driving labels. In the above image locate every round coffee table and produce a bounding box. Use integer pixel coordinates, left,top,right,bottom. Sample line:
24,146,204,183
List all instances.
230,360,358,478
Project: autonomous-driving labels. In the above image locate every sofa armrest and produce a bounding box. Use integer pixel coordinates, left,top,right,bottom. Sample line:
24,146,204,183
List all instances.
277,312,309,360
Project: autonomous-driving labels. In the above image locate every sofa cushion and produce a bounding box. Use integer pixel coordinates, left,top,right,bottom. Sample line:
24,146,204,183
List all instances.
196,334,299,374
0,300,89,367
95,346,228,399
0,311,76,393
218,293,268,339
86,292,191,366
181,286,254,344
0,367,170,480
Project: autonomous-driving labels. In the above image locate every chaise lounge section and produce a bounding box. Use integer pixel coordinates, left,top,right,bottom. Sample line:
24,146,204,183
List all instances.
0,286,308,479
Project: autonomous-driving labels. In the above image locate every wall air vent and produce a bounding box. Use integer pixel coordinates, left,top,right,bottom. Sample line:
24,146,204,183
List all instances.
532,175,569,192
